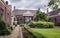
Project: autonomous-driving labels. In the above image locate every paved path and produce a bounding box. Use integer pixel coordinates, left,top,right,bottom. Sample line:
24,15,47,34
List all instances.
0,25,23,38
18,26,23,38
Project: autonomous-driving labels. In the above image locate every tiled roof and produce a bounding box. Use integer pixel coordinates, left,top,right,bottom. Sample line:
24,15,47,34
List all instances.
48,14,60,18
47,8,60,16
13,9,37,16
23,11,34,16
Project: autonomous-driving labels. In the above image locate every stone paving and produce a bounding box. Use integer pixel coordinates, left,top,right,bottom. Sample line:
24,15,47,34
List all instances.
0,25,23,38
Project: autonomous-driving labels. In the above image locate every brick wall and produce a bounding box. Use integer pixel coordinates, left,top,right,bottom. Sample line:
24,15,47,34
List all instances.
0,1,11,25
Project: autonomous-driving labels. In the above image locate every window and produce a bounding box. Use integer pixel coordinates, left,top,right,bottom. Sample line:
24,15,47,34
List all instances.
54,18,57,23
25,17,32,23
0,8,4,16
58,13,60,14
16,15,22,18
48,14,50,16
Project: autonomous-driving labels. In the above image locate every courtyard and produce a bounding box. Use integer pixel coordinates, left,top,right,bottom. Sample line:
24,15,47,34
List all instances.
0,0,60,38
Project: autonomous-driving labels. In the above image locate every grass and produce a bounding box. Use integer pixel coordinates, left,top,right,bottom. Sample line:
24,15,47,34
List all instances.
28,27,60,38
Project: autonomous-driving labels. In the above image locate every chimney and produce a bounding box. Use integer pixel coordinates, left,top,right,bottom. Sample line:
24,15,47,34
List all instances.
38,8,40,10
6,1,8,5
47,8,48,13
14,6,16,10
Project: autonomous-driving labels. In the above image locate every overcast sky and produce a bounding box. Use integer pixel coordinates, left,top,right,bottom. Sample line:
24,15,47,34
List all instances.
5,0,51,12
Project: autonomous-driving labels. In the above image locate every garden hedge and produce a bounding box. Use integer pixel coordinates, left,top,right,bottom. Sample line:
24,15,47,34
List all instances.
28,21,54,28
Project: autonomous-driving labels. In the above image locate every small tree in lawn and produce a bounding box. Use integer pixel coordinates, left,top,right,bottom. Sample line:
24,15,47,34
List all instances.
34,9,49,21
34,9,40,21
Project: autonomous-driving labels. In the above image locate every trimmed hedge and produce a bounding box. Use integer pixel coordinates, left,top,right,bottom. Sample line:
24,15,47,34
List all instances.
28,21,54,28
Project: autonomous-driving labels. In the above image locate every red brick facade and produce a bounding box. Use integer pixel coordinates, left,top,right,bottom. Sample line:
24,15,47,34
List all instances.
0,0,11,25
13,9,36,24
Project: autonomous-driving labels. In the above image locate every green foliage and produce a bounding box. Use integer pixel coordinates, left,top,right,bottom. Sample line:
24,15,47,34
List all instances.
34,10,40,21
48,0,55,6
28,21,54,28
48,0,59,10
34,10,49,21
0,16,12,35
53,4,58,10
31,31,46,38
30,27,60,38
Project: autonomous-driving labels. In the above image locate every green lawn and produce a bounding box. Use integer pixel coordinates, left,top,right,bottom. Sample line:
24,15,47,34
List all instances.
29,27,60,38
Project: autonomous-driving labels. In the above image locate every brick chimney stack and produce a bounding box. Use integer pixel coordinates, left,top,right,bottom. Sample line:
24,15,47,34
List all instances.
38,8,40,10
6,1,8,5
14,6,16,10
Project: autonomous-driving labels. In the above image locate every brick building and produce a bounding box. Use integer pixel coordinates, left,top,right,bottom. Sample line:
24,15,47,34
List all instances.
13,9,37,24
0,0,12,25
47,8,60,25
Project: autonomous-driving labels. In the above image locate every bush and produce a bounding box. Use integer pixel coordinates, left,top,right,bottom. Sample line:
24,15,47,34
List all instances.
0,20,12,35
28,21,54,28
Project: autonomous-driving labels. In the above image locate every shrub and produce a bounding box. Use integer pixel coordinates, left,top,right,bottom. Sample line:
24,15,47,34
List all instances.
28,21,54,28
0,20,12,35
28,21,36,28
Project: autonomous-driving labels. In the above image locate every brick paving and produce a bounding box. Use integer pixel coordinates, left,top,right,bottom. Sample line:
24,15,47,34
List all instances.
0,25,23,38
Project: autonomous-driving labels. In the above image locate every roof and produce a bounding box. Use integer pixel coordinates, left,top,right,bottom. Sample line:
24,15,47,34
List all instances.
13,9,37,16
48,13,60,18
23,11,34,16
47,8,60,16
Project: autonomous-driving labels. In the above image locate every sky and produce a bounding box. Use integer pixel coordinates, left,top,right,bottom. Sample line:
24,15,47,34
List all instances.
4,0,51,12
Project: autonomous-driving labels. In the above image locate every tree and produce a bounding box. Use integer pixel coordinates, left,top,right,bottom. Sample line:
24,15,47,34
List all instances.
48,0,60,10
34,9,49,21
